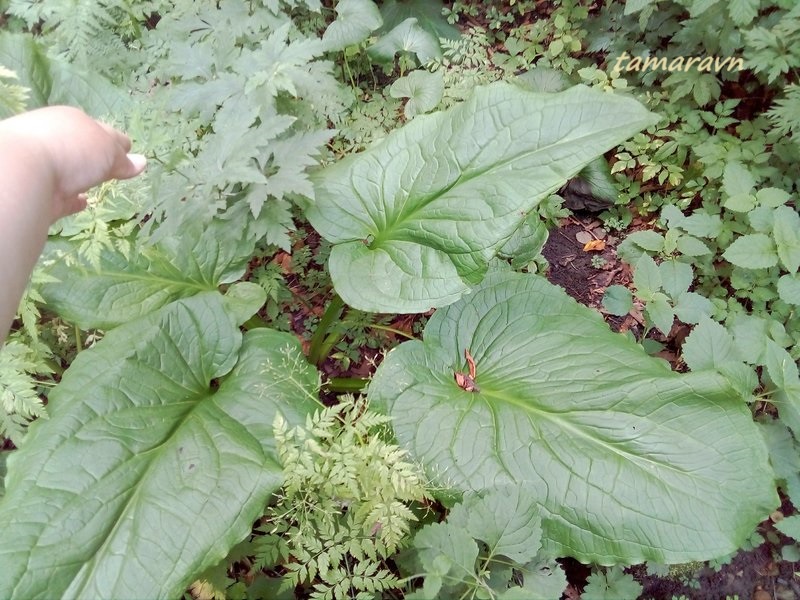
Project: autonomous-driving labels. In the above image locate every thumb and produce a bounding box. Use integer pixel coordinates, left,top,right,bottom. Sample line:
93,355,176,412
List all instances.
112,153,147,180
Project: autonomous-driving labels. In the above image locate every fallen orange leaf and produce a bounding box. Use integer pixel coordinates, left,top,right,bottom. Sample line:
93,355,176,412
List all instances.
583,239,606,252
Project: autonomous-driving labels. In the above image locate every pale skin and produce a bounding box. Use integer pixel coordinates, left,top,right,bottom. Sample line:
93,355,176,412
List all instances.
0,106,147,344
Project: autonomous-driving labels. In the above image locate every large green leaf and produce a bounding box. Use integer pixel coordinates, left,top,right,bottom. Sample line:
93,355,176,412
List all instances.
40,221,255,329
322,0,383,51
368,17,441,64
0,293,321,599
378,0,461,41
306,83,658,313
368,272,777,563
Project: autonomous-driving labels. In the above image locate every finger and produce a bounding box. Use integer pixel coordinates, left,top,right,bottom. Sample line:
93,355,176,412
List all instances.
110,153,147,180
98,121,133,153
55,193,88,222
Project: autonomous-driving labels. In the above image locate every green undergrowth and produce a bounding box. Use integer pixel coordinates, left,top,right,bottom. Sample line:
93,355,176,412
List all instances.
0,0,797,598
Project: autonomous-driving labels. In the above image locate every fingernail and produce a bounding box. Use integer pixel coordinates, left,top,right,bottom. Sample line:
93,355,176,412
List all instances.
128,153,147,171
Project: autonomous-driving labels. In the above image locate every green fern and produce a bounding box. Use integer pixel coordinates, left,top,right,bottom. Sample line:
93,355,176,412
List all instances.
8,0,134,71
744,5,800,84
130,1,349,248
0,341,49,445
767,83,800,138
0,65,29,118
52,180,140,270
253,396,429,600
433,27,502,106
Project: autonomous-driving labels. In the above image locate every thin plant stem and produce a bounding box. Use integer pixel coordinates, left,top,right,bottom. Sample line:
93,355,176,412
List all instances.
323,377,368,393
308,294,345,365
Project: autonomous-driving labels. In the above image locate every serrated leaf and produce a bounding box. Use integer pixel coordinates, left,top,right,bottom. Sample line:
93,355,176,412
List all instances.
728,0,760,25
307,83,658,312
369,273,777,563
759,418,800,506
728,314,773,365
40,221,255,330
0,295,321,598
661,204,685,229
583,566,642,600
634,254,662,297
323,0,383,51
682,317,740,371
624,0,655,14
659,260,693,299
681,212,723,238
748,206,776,232
389,69,444,119
602,285,633,316
776,516,800,541
723,161,755,197
645,292,675,334
773,205,800,274
676,234,712,256
690,0,721,16
0,33,50,105
723,193,756,212
413,522,478,583
246,196,295,251
757,187,790,208
447,488,542,563
765,340,799,391
692,74,716,107
673,292,714,324
722,233,778,269
764,341,800,440
778,274,800,305
625,230,666,252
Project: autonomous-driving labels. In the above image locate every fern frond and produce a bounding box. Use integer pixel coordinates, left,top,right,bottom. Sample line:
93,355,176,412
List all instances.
0,65,29,117
767,83,800,138
9,0,131,68
256,395,429,598
0,341,49,445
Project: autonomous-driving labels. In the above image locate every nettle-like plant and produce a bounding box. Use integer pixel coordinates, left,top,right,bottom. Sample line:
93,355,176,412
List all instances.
0,82,779,597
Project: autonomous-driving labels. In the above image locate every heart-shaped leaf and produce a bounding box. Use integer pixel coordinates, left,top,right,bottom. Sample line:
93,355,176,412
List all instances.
306,83,658,313
368,272,777,563
390,69,444,118
0,293,321,598
368,17,441,64
323,0,383,51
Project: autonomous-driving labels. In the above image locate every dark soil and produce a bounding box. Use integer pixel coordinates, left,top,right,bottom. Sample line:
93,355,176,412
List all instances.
542,222,601,308
542,217,638,336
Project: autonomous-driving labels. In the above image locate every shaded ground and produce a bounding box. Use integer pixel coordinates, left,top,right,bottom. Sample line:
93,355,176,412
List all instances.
542,217,638,335
544,215,800,600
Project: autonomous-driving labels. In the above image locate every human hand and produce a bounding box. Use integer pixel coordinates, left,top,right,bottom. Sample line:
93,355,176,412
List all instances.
0,106,146,222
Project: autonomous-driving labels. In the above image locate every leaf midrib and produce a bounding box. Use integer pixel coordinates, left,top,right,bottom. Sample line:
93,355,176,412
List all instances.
369,106,648,249
478,387,715,479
